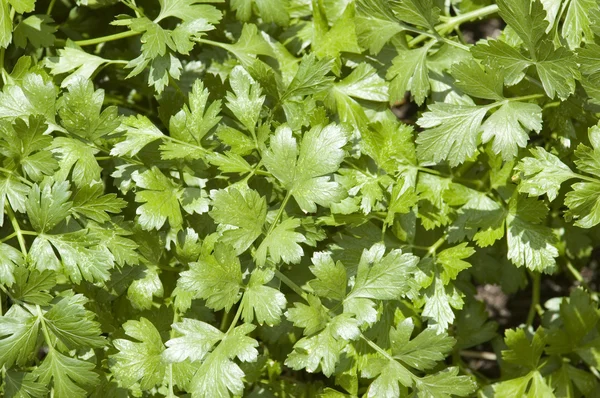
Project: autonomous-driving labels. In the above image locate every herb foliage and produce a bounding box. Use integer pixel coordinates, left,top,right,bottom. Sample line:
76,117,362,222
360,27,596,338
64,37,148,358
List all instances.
1,0,600,397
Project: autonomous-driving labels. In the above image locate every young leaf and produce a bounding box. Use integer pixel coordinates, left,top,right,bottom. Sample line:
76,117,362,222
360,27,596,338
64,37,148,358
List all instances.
263,124,348,212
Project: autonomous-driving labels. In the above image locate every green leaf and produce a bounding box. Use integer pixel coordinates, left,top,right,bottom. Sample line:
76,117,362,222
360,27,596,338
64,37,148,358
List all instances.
30,231,115,283
471,39,530,86
516,147,575,201
361,120,416,173
535,41,580,100
421,276,464,332
9,268,56,305
25,180,72,233
8,0,35,14
363,357,413,398
187,323,258,398
355,0,404,54
0,1,12,49
255,217,306,266
46,47,112,88
51,137,101,187
263,124,348,212
111,115,164,157
230,0,289,25
387,46,430,105
132,167,183,230
221,23,275,67
392,0,439,28
565,182,600,228
225,65,264,135
562,0,597,49
416,103,490,167
178,243,243,311
506,195,558,273
346,243,419,301
0,175,29,227
497,0,548,50
286,294,330,335
285,323,347,377
390,318,455,371
4,370,47,398
1,115,57,181
209,187,266,254
313,2,362,60
111,318,166,390
166,79,221,148
451,60,504,101
164,318,223,363
240,268,287,325
58,78,120,141
413,367,477,398
282,54,334,100
0,72,58,122
0,306,40,368
71,183,126,223
436,243,475,284
127,265,164,310
43,294,105,350
308,251,347,302
0,243,24,286
32,350,99,398
13,15,56,49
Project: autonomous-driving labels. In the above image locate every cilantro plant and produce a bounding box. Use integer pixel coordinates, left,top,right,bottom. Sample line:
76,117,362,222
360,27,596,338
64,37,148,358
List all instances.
2,0,600,396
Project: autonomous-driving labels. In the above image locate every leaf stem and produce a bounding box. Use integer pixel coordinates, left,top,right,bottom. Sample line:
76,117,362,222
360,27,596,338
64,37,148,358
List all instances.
410,4,499,47
526,271,541,327
273,269,307,299
508,93,547,102
73,30,141,47
573,172,600,184
265,191,292,237
424,233,448,259
46,0,57,15
36,305,55,352
565,260,598,301
226,302,244,333
0,167,34,186
6,205,28,256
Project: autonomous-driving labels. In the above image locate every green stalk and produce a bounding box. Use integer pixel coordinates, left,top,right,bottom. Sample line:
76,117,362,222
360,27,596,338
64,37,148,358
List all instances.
410,4,499,47
274,269,307,300
226,302,244,333
74,30,140,47
46,0,57,15
526,271,541,327
6,205,27,255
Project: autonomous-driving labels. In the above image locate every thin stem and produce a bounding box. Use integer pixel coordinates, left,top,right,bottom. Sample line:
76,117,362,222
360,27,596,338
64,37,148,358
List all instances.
6,205,27,255
360,334,395,362
508,93,547,102
410,4,499,47
0,231,17,243
265,191,292,237
526,271,541,327
424,234,448,259
565,261,599,301
274,269,307,299
46,0,57,14
0,47,5,86
36,305,55,352
573,172,600,184
442,38,470,51
460,350,497,361
74,30,140,47
0,167,34,186
226,302,244,333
